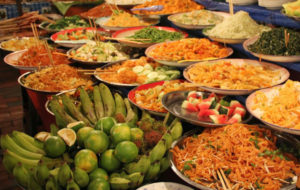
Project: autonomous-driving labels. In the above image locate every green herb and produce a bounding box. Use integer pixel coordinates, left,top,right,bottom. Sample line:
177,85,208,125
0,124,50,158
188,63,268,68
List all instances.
48,16,88,30
255,181,263,189
127,27,184,43
249,27,300,56
250,163,256,167
249,137,260,149
224,169,231,175
258,149,286,160
192,134,198,138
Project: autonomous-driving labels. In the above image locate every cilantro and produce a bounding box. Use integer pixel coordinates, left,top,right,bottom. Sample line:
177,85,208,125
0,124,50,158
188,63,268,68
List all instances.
255,181,263,189
249,137,260,149
224,169,231,175
250,163,256,167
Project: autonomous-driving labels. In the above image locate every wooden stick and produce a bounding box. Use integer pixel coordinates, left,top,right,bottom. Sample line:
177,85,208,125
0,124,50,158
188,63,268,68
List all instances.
106,3,117,15
217,170,228,190
229,0,234,15
44,41,54,67
220,169,232,190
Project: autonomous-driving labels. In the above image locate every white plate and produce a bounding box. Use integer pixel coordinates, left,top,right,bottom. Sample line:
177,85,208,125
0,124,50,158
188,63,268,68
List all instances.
167,11,230,30
203,28,247,44
145,41,233,67
96,16,159,31
246,86,300,135
137,182,193,190
183,58,290,95
112,26,188,48
243,36,300,63
258,0,293,10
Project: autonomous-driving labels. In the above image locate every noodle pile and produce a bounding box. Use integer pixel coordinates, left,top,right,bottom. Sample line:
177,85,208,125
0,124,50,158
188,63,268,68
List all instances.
172,124,299,190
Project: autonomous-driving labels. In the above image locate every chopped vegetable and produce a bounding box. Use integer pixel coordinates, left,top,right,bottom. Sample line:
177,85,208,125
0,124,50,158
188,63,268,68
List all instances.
48,16,88,30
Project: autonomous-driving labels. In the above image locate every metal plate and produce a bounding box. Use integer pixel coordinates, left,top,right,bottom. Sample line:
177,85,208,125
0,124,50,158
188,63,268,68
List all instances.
162,90,253,127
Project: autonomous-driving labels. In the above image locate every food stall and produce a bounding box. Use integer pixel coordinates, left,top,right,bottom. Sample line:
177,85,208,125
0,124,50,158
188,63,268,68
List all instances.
0,0,300,189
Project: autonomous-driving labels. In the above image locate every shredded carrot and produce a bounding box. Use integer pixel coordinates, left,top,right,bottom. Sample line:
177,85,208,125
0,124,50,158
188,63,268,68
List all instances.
149,38,229,61
171,123,300,190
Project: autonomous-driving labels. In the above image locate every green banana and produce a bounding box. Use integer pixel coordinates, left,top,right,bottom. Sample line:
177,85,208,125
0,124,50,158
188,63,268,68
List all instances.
162,132,173,149
149,140,167,163
4,149,39,168
36,160,50,186
58,163,73,187
11,131,45,154
61,94,92,126
45,176,59,190
124,155,150,174
170,120,183,141
79,87,97,124
66,179,80,190
110,177,131,190
159,156,170,174
163,112,176,127
74,167,89,188
13,162,30,188
99,83,115,117
2,153,18,173
127,172,144,189
124,98,138,128
2,134,43,160
28,171,43,190
93,85,104,120
12,131,44,149
145,161,160,181
49,97,77,128
114,93,126,122
41,156,64,169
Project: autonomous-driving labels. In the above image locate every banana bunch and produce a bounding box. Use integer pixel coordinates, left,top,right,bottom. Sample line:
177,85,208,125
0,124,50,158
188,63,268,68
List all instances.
49,83,137,128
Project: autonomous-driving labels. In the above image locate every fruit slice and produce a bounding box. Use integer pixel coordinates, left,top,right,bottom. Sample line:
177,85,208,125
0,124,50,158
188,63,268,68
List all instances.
209,115,228,124
219,106,234,116
34,132,50,142
229,100,244,110
227,113,242,124
196,101,211,111
198,109,219,118
181,100,198,112
233,107,246,117
67,121,85,132
57,128,77,147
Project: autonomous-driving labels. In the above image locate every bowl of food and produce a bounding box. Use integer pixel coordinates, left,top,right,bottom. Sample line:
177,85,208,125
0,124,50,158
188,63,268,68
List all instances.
4,45,70,71
202,11,270,44
67,41,129,65
183,59,290,95
168,10,228,30
51,27,111,48
94,56,180,87
145,38,233,67
243,28,300,63
170,123,299,190
162,91,253,127
112,26,187,48
0,37,43,52
246,80,300,135
128,80,201,116
96,11,160,31
18,64,93,94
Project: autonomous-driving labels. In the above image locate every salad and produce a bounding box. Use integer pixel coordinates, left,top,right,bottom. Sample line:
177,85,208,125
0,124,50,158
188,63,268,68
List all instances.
47,16,89,31
69,41,129,62
55,28,110,41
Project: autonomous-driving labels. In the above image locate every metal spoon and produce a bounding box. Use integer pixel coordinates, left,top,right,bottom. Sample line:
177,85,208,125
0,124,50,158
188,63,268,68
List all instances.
131,5,164,12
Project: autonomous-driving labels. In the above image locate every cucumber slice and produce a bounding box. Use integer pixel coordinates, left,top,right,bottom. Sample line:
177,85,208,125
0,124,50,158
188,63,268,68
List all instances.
132,66,144,74
147,72,159,79
144,64,153,71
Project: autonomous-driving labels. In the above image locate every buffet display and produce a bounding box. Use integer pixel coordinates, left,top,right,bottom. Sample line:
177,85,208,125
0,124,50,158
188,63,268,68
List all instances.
1,0,300,189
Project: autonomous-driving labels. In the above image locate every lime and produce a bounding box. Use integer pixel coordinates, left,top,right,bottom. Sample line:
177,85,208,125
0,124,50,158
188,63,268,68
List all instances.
114,141,138,163
57,128,76,146
74,167,89,188
95,117,116,134
34,131,50,142
87,178,110,190
75,149,98,173
44,136,66,158
110,123,131,145
67,121,85,132
89,168,109,181
77,127,94,147
84,130,109,154
99,149,121,172
130,128,144,141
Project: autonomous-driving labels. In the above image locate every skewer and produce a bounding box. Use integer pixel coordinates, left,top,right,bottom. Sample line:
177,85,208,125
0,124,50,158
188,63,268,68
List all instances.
284,29,290,48
106,3,117,16
220,169,232,190
217,169,228,190
229,0,234,15
44,41,54,67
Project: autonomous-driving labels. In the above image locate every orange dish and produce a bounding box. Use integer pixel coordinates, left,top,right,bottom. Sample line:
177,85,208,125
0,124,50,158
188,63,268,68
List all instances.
132,0,204,15
172,123,300,190
17,45,70,67
148,38,230,61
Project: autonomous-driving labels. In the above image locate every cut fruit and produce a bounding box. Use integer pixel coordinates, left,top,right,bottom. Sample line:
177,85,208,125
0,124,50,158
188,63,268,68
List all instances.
34,132,50,142
219,99,230,107
187,91,197,99
182,100,198,112
198,109,219,118
233,107,246,117
227,113,242,124
67,121,85,132
57,128,77,147
197,101,211,111
229,100,244,110
209,115,228,124
219,106,234,116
